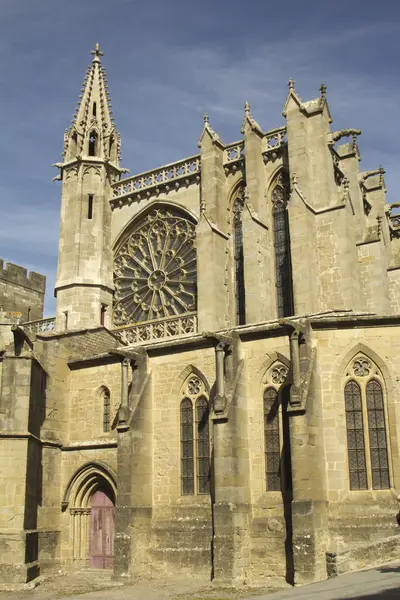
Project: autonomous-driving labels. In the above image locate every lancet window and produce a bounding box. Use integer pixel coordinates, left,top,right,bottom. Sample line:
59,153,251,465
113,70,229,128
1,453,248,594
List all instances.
101,387,111,433
180,375,210,495
89,130,98,156
272,176,293,318
113,207,197,326
232,189,245,325
344,355,390,490
263,363,292,492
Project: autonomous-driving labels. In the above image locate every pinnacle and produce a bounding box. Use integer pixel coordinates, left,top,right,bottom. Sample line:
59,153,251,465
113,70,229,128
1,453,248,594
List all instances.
64,44,119,162
90,42,104,63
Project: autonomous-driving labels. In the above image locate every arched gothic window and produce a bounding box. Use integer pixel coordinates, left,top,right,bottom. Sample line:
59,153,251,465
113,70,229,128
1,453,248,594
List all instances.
88,130,98,156
233,190,245,325
263,363,292,492
113,207,197,326
180,398,194,495
344,380,367,489
180,375,210,495
344,356,390,490
264,388,281,491
101,387,111,433
272,179,293,318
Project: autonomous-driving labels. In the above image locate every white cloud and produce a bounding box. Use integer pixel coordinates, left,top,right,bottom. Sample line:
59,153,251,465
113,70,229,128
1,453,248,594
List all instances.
0,8,399,316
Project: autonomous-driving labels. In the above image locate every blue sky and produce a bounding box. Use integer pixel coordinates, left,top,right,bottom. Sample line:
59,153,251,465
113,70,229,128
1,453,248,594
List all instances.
0,0,399,316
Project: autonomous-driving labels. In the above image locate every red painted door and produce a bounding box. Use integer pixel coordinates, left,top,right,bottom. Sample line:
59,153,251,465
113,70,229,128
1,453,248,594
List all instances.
90,489,115,569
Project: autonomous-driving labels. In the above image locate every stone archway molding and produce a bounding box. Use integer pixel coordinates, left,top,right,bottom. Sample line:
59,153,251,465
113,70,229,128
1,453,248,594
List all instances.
61,461,117,511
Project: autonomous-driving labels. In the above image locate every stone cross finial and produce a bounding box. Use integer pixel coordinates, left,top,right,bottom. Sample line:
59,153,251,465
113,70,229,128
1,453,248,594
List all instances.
288,78,295,91
203,113,209,124
91,43,104,62
244,101,251,115
320,83,327,98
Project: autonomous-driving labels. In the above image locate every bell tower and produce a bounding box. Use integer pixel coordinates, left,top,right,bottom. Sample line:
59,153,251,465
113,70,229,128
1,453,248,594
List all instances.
53,44,125,331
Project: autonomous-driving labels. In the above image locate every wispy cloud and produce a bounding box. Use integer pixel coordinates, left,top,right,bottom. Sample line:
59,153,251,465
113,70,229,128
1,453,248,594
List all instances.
0,0,399,315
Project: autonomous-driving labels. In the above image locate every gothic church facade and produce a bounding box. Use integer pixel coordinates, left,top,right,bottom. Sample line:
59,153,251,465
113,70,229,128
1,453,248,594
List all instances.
1,45,400,588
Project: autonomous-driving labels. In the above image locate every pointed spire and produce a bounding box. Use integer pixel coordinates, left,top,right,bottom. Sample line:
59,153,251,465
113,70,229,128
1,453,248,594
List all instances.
241,100,263,135
63,45,120,163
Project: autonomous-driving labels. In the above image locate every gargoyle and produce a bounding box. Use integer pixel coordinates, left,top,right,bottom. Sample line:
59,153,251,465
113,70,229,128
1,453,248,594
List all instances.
330,128,361,144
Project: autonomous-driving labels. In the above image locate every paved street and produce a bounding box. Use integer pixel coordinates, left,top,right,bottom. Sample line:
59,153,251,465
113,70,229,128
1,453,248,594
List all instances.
244,563,400,600
1,563,400,600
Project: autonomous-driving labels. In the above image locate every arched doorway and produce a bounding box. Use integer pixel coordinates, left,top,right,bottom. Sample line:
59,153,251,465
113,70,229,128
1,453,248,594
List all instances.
90,486,115,569
62,462,117,570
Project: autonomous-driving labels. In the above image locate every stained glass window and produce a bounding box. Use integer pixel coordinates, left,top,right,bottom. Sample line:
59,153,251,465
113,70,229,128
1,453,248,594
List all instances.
233,194,245,325
196,397,210,494
366,380,390,489
345,381,367,490
272,185,293,318
181,398,194,495
180,376,210,496
113,208,197,326
103,388,111,433
264,387,281,491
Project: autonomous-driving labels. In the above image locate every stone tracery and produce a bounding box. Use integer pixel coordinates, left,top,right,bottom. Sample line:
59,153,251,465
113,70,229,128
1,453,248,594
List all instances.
113,208,197,326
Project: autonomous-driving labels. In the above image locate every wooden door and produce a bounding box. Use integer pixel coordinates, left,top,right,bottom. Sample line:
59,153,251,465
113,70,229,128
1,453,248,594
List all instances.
90,489,115,569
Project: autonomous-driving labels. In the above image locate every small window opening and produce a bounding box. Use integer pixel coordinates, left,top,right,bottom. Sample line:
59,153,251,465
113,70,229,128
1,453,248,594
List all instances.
100,304,107,326
64,311,68,331
27,307,31,321
92,102,97,117
88,194,94,220
103,388,111,432
88,130,97,156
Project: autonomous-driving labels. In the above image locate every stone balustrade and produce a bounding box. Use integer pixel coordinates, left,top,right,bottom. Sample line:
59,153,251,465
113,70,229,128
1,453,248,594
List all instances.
262,127,287,155
112,313,197,346
21,317,56,336
224,141,244,164
111,155,201,209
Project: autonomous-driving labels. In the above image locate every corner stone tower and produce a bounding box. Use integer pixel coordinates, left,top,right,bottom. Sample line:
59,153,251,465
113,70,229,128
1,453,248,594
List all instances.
53,44,125,331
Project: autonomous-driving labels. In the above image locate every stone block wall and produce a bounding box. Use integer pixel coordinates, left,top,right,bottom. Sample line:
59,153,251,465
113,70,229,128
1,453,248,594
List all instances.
0,259,45,322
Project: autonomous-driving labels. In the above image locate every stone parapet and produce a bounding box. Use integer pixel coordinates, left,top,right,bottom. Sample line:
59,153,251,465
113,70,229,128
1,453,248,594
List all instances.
0,260,45,294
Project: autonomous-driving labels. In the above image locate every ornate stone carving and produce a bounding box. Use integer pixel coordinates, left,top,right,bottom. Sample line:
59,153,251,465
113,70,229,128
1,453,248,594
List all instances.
353,357,371,377
112,313,197,345
83,165,102,178
111,156,201,208
113,208,197,326
271,364,288,385
232,189,245,222
21,317,55,336
187,376,203,396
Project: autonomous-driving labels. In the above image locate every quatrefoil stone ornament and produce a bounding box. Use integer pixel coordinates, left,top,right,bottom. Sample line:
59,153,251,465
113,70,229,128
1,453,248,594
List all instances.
188,376,202,396
271,365,288,385
353,358,371,377
113,208,197,325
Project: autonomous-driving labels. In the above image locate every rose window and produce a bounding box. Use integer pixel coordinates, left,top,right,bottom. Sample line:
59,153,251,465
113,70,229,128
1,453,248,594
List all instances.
113,208,197,325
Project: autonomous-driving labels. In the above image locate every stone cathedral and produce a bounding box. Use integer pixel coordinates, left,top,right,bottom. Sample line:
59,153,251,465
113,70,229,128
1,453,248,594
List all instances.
2,44,400,589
